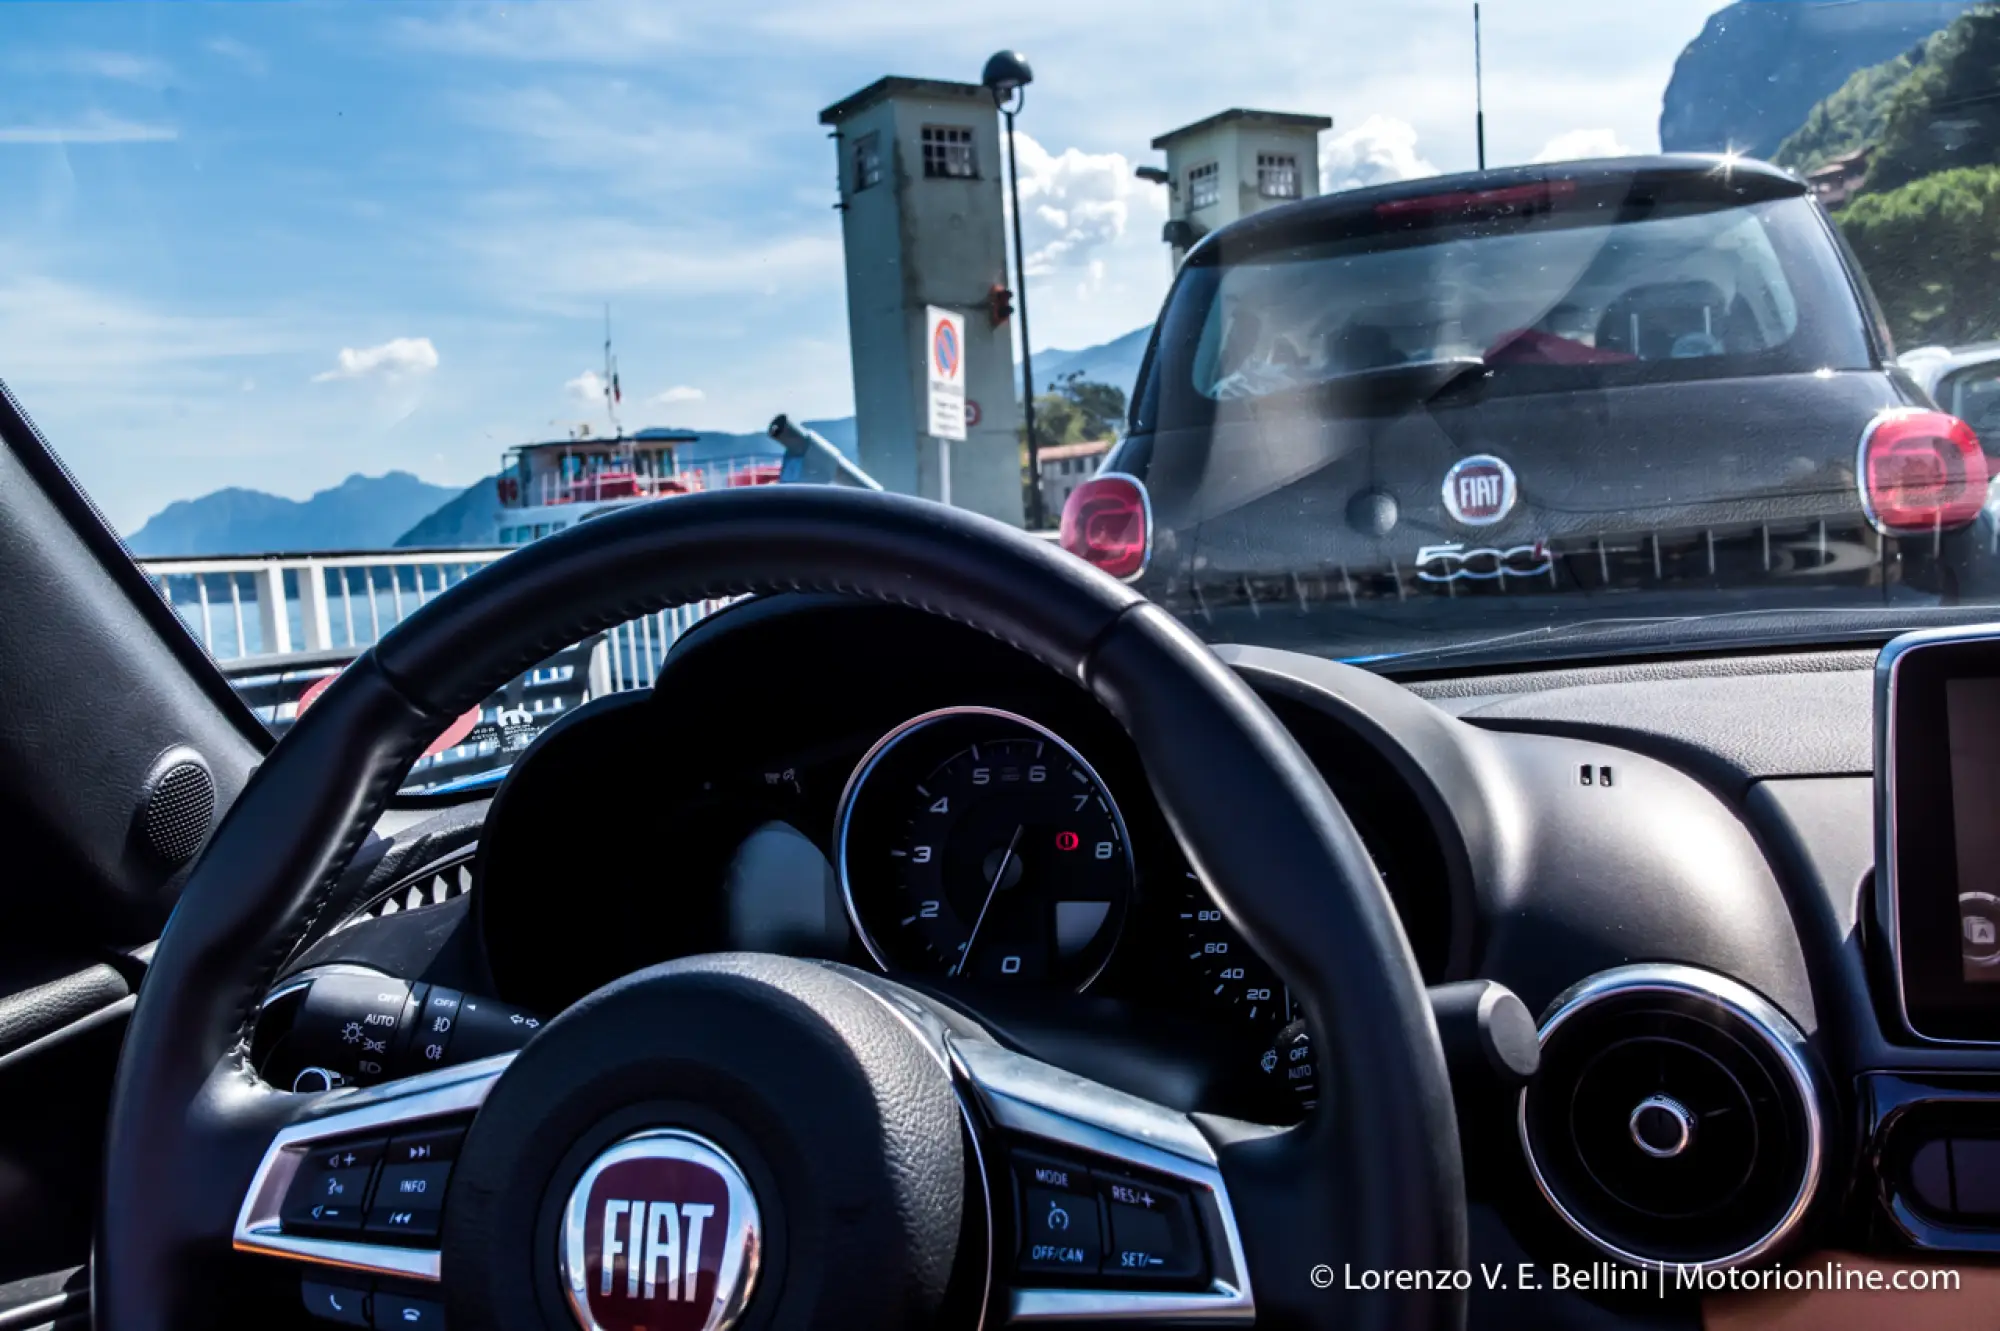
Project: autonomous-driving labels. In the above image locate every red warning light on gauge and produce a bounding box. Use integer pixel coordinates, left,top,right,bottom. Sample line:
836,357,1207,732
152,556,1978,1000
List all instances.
1055,830,1080,852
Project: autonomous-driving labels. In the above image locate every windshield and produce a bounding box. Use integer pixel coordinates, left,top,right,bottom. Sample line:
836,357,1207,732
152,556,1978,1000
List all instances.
6,0,2000,787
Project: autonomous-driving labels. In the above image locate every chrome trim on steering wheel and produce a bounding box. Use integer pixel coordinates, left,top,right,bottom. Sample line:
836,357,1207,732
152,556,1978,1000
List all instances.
951,1038,1255,1325
232,1053,516,1281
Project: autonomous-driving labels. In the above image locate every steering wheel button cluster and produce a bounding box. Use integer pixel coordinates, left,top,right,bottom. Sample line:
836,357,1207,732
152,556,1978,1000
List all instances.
299,1279,445,1328
1101,1173,1204,1282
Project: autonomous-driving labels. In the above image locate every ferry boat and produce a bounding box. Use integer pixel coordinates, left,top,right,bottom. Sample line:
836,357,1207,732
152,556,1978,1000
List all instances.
493,427,785,546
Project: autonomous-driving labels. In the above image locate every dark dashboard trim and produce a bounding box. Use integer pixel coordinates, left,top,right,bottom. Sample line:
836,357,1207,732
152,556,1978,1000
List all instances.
1211,644,1487,982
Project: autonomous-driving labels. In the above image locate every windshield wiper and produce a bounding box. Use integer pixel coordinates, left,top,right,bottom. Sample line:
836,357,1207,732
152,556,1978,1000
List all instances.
1308,356,1490,408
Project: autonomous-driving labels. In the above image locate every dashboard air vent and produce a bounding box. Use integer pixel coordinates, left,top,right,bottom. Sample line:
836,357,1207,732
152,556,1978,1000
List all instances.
332,851,476,933
1518,964,1822,1271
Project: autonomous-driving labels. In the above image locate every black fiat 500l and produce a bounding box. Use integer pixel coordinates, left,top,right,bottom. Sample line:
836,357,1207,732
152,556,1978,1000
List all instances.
1084,156,1993,669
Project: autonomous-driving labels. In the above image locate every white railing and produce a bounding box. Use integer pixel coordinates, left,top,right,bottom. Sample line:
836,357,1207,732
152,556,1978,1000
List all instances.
139,550,510,661
140,548,736,686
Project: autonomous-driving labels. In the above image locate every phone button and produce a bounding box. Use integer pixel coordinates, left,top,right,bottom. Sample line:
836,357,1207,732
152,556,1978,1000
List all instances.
301,1279,370,1327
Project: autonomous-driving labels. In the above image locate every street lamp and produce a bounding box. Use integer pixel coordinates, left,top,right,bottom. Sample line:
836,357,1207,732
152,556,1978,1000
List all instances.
983,50,1045,529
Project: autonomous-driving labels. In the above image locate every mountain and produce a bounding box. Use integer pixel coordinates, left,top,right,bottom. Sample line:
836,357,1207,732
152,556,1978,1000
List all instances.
391,418,861,548
394,475,502,548
1659,0,1979,159
127,471,460,557
1030,325,1154,400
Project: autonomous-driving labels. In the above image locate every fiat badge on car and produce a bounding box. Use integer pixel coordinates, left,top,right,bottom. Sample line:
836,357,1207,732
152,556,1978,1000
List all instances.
1441,454,1518,526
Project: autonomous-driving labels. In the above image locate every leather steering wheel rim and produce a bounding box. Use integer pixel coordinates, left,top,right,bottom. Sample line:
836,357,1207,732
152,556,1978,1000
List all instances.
97,486,1466,1330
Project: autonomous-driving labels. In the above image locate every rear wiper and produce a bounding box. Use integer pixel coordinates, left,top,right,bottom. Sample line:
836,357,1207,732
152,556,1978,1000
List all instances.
1312,356,1490,405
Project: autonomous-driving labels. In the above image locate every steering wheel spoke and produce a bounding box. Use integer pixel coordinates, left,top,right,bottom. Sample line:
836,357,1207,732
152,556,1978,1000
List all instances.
232,1053,512,1284
950,1036,1255,1325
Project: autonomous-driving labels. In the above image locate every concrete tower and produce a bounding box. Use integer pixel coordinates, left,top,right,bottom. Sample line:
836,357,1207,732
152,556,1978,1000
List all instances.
1149,109,1333,266
821,77,1025,525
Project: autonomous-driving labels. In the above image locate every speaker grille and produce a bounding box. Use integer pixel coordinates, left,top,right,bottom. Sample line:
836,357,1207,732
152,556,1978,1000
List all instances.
143,761,215,867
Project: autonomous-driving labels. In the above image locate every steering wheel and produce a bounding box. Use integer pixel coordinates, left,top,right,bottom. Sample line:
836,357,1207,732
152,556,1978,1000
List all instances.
96,488,1465,1330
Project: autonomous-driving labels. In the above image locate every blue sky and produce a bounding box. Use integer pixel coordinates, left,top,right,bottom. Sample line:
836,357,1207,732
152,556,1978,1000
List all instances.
0,0,1727,531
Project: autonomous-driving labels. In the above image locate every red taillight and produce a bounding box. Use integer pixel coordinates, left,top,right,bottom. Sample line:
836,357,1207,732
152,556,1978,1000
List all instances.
1858,409,1990,534
1059,473,1151,582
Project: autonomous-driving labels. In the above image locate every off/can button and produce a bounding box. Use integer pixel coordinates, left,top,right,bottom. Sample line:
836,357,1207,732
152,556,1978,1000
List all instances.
1019,1184,1103,1275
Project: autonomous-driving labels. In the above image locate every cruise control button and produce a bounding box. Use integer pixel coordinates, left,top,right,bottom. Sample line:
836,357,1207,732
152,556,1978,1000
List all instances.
1099,1174,1205,1282
300,1279,370,1326
1015,1151,1085,1192
283,1165,374,1233
371,1291,445,1328
1019,1185,1102,1275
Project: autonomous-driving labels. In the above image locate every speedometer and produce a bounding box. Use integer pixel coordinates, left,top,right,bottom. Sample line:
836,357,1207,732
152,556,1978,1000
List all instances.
1180,872,1294,1028
837,707,1132,990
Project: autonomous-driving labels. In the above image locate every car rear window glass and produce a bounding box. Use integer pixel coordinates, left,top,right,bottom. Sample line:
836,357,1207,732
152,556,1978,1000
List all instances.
1139,192,1873,430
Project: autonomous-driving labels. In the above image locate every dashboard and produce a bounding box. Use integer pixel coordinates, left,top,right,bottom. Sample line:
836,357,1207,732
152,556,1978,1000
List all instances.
258,595,2000,1328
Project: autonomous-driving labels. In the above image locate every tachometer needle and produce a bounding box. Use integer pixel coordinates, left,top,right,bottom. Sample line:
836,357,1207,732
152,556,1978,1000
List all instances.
953,823,1024,978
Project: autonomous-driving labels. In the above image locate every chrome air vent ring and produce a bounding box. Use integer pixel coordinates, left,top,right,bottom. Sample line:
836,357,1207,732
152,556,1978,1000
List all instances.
1518,964,1823,1273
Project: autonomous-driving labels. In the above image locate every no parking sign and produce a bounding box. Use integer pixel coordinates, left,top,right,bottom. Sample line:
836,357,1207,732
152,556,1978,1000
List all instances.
925,305,966,443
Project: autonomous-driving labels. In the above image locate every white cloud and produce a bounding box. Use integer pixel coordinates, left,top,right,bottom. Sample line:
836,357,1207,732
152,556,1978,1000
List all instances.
48,50,173,86
1531,128,1638,163
565,369,607,402
312,338,439,383
1012,132,1162,280
1321,115,1440,193
205,37,268,76
654,384,704,404
0,114,178,145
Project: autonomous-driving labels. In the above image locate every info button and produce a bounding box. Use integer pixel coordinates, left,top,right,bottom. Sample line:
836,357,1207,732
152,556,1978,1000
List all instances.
1019,1186,1103,1276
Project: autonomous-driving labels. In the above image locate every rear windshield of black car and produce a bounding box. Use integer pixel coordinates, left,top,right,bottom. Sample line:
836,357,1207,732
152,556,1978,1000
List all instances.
1129,181,1876,437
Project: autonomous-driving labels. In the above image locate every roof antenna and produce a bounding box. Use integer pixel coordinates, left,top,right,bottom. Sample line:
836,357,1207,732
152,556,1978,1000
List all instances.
1474,3,1487,171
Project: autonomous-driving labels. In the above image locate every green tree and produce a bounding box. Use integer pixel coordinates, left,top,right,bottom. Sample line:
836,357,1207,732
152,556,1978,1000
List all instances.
1863,4,2000,193
1773,42,1929,175
1839,164,2000,347
1020,373,1127,451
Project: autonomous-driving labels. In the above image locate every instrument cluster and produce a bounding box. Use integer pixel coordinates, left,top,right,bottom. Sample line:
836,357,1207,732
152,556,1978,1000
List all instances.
473,601,1459,1123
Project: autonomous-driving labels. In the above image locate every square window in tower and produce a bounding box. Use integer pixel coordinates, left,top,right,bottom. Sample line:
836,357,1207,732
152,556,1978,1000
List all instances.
922,125,977,179
1189,161,1220,210
853,132,882,191
1257,153,1300,200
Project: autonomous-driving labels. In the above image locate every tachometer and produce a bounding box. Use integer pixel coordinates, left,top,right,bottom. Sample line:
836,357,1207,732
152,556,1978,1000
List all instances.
837,707,1132,989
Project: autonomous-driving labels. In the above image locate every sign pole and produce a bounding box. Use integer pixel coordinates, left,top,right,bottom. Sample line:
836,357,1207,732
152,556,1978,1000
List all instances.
939,439,953,507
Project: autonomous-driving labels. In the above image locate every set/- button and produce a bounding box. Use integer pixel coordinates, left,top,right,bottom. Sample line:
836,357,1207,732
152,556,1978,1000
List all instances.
1100,1174,1205,1282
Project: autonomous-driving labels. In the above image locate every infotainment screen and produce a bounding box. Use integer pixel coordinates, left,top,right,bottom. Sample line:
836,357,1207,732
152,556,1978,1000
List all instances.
1948,678,2000,981
1881,630,2000,1041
